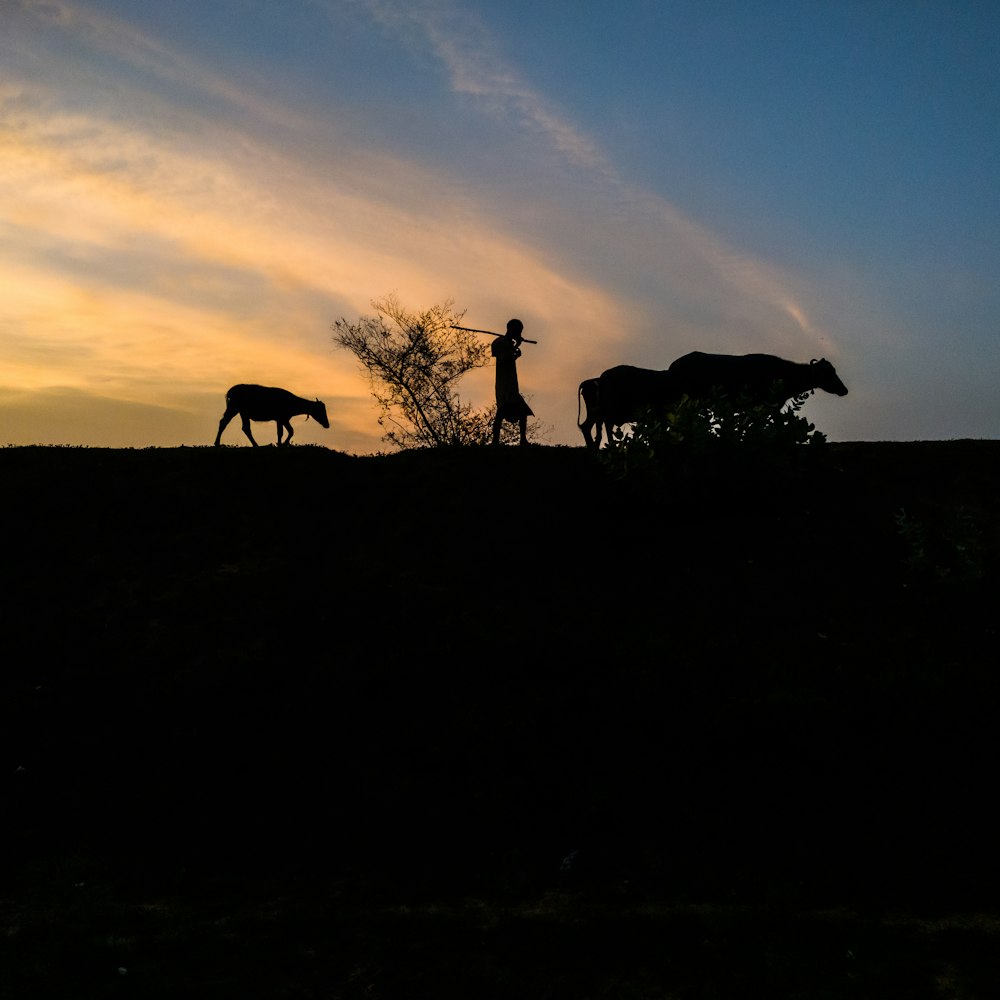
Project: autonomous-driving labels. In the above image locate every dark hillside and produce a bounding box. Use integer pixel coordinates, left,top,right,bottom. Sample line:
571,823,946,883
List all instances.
3,441,1000,998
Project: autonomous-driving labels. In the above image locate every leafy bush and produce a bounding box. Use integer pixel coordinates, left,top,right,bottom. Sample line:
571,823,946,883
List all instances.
332,295,490,449
599,388,827,490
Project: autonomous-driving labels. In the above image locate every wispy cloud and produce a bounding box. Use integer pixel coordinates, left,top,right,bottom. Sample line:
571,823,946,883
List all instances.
353,0,614,176
349,0,829,354
11,0,312,129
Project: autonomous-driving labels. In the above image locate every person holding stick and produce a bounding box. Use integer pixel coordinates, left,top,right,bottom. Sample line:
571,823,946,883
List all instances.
491,318,533,446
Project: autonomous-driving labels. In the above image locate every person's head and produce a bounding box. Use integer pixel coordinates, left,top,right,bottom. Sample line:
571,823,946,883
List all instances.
506,318,524,343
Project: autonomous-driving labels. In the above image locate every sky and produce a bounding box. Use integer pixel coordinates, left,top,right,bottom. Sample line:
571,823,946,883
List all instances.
2,0,999,451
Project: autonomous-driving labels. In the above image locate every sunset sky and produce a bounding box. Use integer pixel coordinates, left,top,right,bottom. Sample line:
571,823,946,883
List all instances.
2,0,999,451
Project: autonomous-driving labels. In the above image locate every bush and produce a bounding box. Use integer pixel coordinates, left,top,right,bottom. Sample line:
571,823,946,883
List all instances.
332,295,490,449
599,389,827,492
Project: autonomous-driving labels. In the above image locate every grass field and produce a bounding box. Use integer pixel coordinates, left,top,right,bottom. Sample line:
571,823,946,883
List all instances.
3,441,999,998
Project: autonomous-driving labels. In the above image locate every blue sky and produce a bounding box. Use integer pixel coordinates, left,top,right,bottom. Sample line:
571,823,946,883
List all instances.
2,0,999,449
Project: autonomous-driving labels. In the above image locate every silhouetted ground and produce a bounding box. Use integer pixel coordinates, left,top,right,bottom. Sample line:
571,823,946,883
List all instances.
3,441,999,998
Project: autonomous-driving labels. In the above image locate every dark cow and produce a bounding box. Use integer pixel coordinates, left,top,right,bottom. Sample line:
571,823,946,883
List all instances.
579,352,848,449
666,351,849,404
579,364,678,450
214,384,330,447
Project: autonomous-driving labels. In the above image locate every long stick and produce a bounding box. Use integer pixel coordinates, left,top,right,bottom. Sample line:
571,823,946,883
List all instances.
450,325,537,344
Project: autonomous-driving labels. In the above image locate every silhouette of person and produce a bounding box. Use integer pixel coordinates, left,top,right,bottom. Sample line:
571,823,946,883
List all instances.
491,318,533,446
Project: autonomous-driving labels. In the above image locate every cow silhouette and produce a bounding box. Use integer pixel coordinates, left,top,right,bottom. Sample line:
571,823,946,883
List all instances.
578,368,676,450
214,384,330,447
667,352,848,404
581,353,848,449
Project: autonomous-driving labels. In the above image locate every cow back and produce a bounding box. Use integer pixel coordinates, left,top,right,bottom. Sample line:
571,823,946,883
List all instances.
598,365,677,421
228,385,303,420
668,352,809,403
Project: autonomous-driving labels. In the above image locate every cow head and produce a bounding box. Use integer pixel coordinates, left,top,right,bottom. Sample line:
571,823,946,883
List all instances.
810,358,849,396
310,399,331,428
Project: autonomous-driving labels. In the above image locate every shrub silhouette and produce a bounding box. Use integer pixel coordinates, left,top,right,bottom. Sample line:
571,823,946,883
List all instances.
599,388,827,492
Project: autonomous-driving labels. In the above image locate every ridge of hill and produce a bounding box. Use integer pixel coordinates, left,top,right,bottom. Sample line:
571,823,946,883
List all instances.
3,441,999,998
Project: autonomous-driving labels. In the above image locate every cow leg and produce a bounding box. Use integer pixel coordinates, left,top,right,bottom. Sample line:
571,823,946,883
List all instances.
278,421,293,445
579,380,601,450
584,412,604,449
215,406,238,446
240,416,259,447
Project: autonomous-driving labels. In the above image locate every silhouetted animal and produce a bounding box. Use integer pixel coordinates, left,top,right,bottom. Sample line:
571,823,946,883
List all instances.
214,384,330,447
580,365,678,450
667,351,849,404
581,352,849,449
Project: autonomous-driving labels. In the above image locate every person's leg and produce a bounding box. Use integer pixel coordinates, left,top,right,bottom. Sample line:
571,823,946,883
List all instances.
518,415,528,446
492,413,503,445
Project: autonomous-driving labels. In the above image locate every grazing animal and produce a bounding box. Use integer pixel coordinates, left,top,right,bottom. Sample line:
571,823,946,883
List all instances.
214,384,330,447
580,365,679,450
666,352,849,404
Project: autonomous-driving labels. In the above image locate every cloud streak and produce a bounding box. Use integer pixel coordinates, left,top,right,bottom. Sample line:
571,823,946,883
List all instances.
13,0,312,130
353,0,826,344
